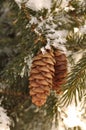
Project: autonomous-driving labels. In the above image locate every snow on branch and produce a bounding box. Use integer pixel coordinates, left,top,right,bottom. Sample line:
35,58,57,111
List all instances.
14,0,71,11
15,0,52,11
26,0,51,11
0,106,11,130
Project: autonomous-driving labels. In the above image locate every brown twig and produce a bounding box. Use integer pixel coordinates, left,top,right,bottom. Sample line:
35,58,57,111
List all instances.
21,3,31,20
0,89,29,99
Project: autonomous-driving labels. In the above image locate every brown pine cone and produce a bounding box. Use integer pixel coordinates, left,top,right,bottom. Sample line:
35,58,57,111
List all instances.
29,49,55,107
53,49,67,94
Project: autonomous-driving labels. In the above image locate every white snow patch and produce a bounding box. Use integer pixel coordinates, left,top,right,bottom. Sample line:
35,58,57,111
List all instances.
46,29,68,41
15,0,71,10
52,92,86,130
61,0,70,8
63,104,86,128
0,107,11,130
62,94,86,129
64,6,75,12
74,27,79,33
24,56,32,67
45,43,51,50
72,50,84,64
29,16,38,24
26,0,52,11
80,21,86,34
15,0,52,10
20,66,26,78
50,30,68,46
14,0,22,8
73,21,86,35
24,55,33,76
41,47,46,54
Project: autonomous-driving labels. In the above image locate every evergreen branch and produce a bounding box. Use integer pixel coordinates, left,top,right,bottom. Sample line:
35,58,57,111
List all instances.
60,55,86,106
51,0,62,11
69,0,86,15
66,32,86,51
21,3,31,21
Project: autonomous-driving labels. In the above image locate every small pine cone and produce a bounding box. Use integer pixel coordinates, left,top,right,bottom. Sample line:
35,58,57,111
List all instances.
53,49,67,94
29,49,55,107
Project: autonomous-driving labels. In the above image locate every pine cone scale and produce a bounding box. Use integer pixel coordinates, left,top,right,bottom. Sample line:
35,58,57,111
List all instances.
53,50,67,93
55,64,67,71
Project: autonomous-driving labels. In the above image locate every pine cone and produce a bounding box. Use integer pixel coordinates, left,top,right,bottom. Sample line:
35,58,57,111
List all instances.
53,49,67,94
29,49,55,107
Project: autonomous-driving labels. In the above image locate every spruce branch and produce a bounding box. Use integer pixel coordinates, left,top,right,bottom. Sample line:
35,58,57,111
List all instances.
69,0,86,15
66,32,86,51
60,55,86,106
21,3,31,21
